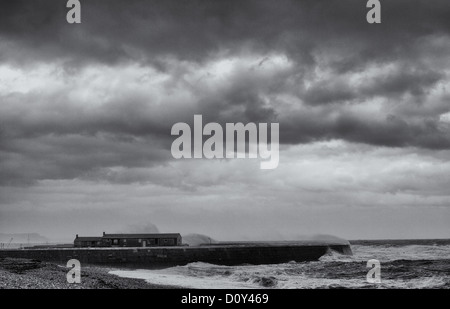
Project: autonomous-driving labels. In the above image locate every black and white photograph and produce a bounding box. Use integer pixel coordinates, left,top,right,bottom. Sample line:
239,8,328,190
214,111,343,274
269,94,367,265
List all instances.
0,0,449,292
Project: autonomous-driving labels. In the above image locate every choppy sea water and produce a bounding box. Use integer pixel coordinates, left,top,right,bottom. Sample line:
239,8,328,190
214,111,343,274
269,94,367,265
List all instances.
109,239,450,289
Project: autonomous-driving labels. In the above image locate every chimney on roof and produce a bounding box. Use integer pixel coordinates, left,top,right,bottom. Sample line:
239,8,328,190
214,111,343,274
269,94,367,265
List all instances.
103,232,105,236
76,234,78,238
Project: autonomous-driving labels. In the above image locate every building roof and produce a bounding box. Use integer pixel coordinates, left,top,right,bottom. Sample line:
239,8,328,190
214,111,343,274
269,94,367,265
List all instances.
103,233,181,239
75,237,103,241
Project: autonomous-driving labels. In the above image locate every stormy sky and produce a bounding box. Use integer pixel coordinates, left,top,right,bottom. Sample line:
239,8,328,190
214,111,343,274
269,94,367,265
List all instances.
0,0,449,241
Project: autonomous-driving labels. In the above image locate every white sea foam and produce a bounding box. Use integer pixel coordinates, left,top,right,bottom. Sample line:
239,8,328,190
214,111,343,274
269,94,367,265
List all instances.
109,244,450,289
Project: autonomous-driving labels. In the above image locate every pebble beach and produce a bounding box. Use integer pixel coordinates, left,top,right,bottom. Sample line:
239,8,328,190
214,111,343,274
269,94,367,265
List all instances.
0,258,177,289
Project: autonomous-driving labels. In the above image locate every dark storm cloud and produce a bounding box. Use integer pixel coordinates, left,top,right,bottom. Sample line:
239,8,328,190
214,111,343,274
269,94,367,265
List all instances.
302,67,444,105
0,133,169,186
282,113,450,149
0,0,449,67
1,0,450,185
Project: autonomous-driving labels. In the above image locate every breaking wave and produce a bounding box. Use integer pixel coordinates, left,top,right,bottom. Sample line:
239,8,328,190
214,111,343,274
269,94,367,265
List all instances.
110,239,450,289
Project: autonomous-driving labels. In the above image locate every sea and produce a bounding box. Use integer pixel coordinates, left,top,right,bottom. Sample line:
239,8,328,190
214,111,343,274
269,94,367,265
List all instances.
109,239,450,289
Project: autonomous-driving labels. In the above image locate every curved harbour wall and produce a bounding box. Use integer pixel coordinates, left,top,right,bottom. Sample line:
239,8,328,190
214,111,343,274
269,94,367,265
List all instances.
0,243,352,269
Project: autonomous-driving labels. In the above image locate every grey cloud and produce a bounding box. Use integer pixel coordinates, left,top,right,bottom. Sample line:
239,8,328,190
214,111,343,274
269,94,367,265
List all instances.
281,112,450,149
1,0,450,187
0,0,449,68
0,133,169,186
362,67,443,98
0,92,172,139
302,66,443,105
333,114,450,149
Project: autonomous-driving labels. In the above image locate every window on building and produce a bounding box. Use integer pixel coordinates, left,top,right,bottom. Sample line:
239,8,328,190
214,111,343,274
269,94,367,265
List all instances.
113,239,118,245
